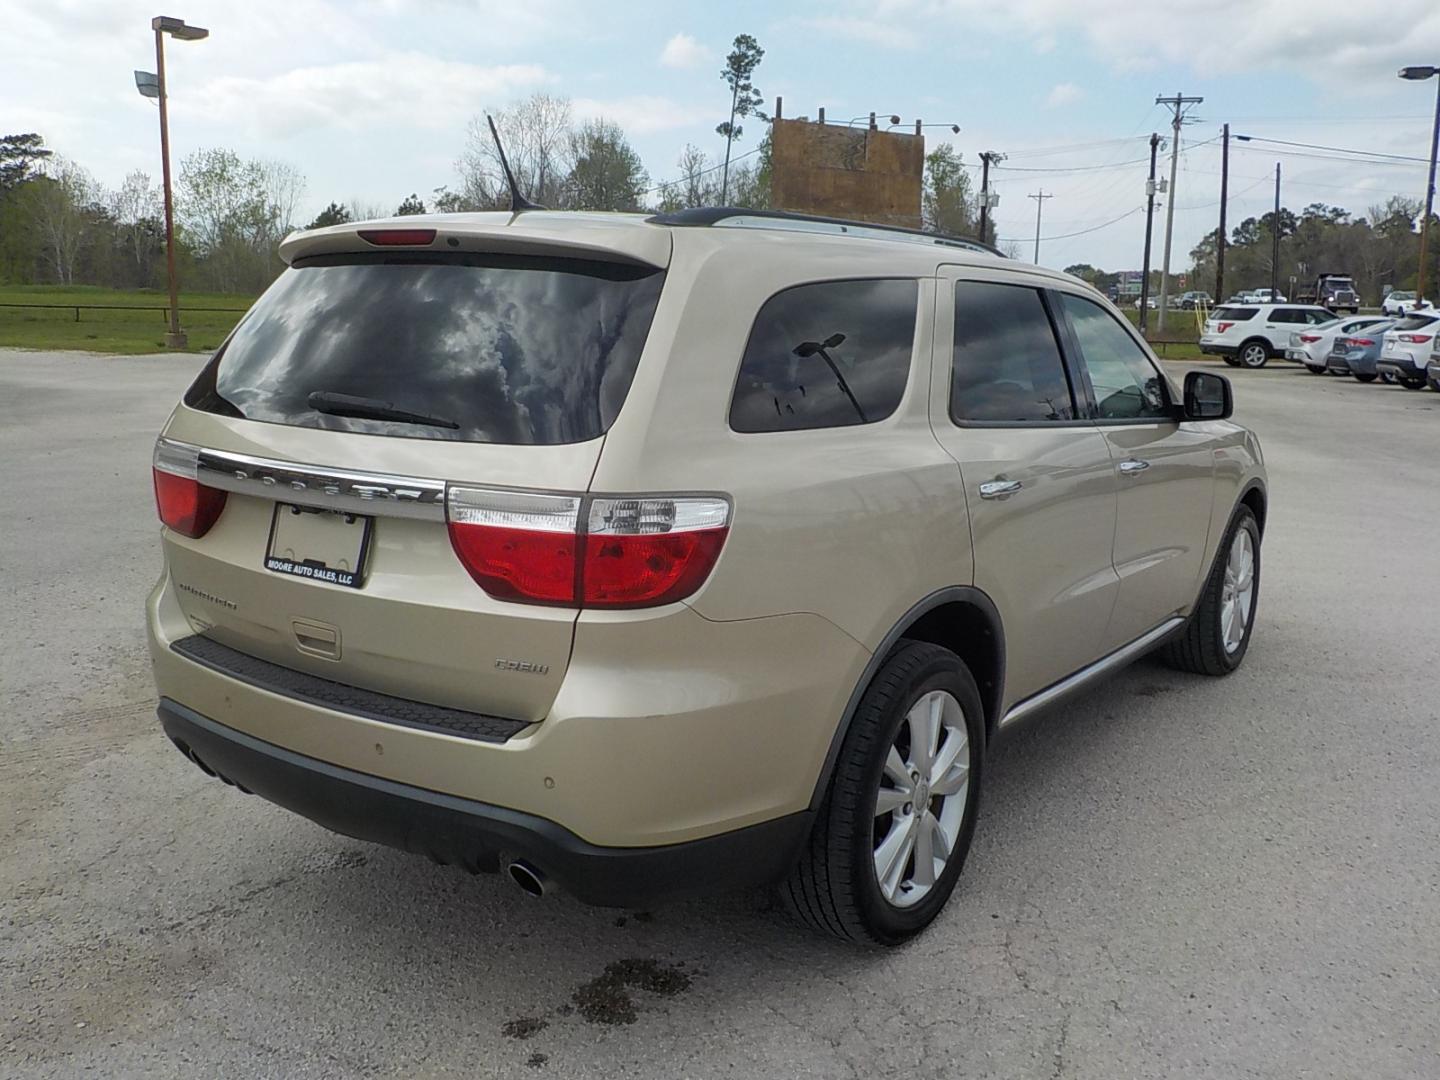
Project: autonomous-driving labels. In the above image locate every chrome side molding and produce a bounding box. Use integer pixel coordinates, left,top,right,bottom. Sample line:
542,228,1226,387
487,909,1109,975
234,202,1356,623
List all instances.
998,616,1186,730
187,443,448,522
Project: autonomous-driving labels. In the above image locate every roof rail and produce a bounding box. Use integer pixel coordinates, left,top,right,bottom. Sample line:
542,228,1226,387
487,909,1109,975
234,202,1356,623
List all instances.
647,207,1004,257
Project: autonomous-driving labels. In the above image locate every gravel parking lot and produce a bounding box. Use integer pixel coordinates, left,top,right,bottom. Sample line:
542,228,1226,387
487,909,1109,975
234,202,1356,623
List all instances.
3,349,1438,1079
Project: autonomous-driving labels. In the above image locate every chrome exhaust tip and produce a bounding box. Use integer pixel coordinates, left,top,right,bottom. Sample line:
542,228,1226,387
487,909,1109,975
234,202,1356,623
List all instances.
507,860,546,898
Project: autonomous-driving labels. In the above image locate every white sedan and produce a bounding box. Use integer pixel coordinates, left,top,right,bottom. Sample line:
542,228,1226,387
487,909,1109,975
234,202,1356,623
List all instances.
1285,315,1393,373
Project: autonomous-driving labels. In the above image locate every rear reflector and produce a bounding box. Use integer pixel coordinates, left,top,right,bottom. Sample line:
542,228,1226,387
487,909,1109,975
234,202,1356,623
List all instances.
446,487,730,608
357,228,437,246
152,438,227,538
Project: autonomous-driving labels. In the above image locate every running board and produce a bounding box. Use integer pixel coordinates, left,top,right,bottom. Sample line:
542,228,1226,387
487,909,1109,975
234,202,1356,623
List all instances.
997,616,1186,731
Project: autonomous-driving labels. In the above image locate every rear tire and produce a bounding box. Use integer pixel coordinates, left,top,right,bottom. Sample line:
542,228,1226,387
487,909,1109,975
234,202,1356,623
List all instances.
1354,373,1378,383
1158,506,1260,677
1305,364,1326,375
785,641,984,946
1238,340,1269,368
1400,375,1427,390
1222,355,1241,368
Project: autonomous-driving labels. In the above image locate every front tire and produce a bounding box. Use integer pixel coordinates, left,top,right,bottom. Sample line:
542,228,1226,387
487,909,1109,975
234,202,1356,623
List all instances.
1238,340,1270,368
785,641,984,946
1354,372,1378,383
1159,506,1260,676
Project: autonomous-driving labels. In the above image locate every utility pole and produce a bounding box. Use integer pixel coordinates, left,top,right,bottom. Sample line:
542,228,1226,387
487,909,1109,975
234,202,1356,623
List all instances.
1155,92,1204,331
1029,190,1053,263
1271,161,1282,298
1140,134,1160,334
978,151,1004,245
1216,123,1229,303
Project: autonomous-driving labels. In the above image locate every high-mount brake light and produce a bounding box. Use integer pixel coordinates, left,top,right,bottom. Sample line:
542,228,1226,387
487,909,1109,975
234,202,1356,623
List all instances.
357,228,437,246
152,438,227,538
445,487,730,609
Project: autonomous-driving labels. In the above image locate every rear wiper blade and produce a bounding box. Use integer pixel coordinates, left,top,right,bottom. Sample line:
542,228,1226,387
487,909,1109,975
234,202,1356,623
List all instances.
306,391,459,430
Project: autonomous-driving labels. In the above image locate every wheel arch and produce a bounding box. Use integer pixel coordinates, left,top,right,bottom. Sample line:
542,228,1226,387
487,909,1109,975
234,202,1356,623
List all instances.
1238,480,1267,537
807,587,1005,812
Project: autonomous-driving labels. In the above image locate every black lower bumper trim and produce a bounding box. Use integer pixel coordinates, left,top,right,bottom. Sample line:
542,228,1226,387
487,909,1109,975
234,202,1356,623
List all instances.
158,699,812,908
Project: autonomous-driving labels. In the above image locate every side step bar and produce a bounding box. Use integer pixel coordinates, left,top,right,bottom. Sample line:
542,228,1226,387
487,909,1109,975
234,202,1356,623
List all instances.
998,616,1186,731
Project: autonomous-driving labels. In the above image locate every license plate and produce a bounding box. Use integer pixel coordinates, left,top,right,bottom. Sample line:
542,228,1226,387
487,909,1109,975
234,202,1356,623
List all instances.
265,503,372,588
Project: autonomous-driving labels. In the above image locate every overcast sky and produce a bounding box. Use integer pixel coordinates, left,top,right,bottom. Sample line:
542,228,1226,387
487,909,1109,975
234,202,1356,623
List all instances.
5,0,1440,272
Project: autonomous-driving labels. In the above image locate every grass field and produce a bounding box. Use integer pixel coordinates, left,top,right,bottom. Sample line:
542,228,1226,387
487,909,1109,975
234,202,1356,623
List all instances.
0,285,256,354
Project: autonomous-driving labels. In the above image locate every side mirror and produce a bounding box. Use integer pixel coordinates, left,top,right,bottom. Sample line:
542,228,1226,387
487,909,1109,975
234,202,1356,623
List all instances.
1183,370,1233,421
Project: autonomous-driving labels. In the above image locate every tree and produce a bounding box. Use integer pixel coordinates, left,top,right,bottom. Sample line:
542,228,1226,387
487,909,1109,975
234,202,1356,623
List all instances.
0,133,51,195
655,144,718,212
922,145,972,236
307,201,351,229
459,94,574,208
565,119,648,211
30,156,97,285
431,185,471,213
396,193,426,216
177,148,306,292
110,170,162,288
717,34,766,203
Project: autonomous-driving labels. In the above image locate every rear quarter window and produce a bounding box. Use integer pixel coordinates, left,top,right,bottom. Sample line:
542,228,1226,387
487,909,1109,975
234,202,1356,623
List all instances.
728,279,918,433
1212,306,1258,322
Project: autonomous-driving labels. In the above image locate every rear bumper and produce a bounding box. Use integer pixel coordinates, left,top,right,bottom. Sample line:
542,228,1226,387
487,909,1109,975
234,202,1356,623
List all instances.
1199,342,1237,356
1377,356,1425,378
160,698,812,907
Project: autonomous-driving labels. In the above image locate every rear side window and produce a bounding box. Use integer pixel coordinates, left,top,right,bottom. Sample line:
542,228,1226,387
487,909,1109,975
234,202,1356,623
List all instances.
1213,306,1257,322
1394,313,1438,331
185,253,665,445
729,279,918,433
951,281,1076,423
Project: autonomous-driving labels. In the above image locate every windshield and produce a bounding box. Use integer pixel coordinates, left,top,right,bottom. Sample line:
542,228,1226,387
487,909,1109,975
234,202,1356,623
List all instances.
1391,292,1415,301
185,253,666,445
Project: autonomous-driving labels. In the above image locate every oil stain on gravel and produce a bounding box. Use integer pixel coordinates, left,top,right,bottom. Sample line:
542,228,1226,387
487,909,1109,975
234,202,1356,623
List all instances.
571,958,692,1025
501,1016,549,1040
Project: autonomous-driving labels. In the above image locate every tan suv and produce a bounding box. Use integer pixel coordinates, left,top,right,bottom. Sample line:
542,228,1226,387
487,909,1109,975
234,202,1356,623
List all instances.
148,208,1266,944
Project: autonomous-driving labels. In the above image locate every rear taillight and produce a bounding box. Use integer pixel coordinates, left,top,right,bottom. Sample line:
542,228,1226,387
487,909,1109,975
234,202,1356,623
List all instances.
1299,334,1321,343
446,487,730,609
152,438,227,538
1350,338,1374,347
1398,334,1433,344
1217,322,1234,333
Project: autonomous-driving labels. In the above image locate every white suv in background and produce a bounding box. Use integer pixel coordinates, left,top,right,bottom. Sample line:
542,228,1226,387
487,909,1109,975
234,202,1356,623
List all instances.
1200,303,1337,368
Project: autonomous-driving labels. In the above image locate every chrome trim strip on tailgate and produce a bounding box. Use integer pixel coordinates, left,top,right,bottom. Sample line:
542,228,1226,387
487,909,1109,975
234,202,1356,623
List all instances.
179,440,447,522
998,616,1186,731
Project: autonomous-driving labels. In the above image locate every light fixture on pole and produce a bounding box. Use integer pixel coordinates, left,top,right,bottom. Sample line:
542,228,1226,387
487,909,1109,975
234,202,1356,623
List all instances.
1398,65,1440,306
140,14,208,351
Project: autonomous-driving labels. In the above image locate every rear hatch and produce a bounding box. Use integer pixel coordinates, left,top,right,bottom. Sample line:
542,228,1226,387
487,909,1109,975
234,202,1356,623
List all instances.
157,230,668,722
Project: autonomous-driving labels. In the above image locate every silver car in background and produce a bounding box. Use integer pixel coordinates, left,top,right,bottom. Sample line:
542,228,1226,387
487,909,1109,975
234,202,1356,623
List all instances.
1286,315,1390,374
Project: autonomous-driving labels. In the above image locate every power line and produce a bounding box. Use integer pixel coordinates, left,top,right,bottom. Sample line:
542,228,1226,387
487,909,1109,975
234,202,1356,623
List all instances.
998,205,1142,244
1233,134,1432,164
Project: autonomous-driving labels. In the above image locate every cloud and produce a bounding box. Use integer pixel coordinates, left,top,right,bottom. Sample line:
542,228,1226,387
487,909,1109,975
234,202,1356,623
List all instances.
572,96,709,135
791,16,920,50
849,0,1440,77
1045,82,1083,107
659,33,712,69
178,55,551,138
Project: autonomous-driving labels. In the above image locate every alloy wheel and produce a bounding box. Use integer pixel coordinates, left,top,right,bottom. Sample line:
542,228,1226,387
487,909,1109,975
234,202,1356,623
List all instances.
1221,529,1256,654
872,690,971,908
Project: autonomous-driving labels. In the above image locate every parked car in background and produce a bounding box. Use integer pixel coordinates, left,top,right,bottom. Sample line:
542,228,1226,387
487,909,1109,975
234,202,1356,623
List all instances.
1250,288,1287,303
143,208,1267,945
1428,344,1440,392
1324,321,1396,381
1294,274,1360,314
1287,315,1391,374
1178,291,1213,309
1200,302,1337,367
1133,295,1157,309
1380,290,1432,317
1376,311,1440,389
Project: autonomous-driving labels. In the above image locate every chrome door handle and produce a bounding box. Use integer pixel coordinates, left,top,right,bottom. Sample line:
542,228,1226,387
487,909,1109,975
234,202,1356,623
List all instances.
979,479,1023,499
1118,458,1151,475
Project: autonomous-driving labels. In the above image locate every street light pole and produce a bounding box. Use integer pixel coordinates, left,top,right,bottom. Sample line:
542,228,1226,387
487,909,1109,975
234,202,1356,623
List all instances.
1399,65,1440,305
148,15,208,351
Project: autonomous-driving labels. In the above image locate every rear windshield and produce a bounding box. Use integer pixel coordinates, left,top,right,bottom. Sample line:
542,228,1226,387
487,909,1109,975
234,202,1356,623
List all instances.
1212,306,1257,321
185,253,666,444
1393,313,1438,331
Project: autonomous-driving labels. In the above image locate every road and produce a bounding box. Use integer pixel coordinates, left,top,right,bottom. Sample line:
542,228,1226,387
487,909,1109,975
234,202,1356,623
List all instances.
3,350,1437,1079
